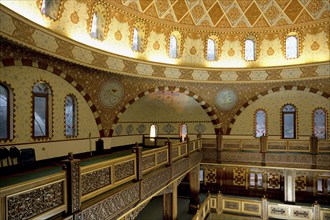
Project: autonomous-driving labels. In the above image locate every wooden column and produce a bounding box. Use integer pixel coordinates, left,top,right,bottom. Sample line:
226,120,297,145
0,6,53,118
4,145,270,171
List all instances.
62,152,81,215
132,143,142,181
163,182,177,220
310,136,318,169
167,139,172,166
217,134,222,163
260,135,267,166
189,165,200,214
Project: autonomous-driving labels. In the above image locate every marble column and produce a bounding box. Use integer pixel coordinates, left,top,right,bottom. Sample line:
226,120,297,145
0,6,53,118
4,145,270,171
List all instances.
284,169,296,204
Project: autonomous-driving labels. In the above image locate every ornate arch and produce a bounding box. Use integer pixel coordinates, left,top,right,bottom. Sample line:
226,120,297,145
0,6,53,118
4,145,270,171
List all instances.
0,58,104,137
110,86,222,137
226,85,330,135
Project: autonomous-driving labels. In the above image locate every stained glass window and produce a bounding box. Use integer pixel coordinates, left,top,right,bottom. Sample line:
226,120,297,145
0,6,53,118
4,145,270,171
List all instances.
286,36,298,59
245,39,255,61
282,104,296,139
65,95,77,137
33,82,51,137
0,85,9,139
256,110,266,137
207,39,215,61
169,35,177,58
313,109,326,139
132,27,139,51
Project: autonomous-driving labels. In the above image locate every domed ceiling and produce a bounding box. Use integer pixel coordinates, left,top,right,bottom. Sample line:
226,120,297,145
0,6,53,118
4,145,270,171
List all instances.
0,0,329,82
113,0,329,29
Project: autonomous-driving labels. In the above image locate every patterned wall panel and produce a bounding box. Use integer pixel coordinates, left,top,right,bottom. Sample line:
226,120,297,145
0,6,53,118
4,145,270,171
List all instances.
81,184,140,220
295,175,307,191
81,167,111,195
268,173,281,189
114,160,135,182
205,168,217,184
233,167,246,186
142,154,156,171
6,181,64,220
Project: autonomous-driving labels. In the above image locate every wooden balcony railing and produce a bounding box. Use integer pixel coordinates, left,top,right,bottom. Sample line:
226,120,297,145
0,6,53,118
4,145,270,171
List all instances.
0,137,202,220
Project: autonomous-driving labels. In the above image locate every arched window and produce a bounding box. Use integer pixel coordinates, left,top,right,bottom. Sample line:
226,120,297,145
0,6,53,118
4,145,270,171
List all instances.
0,84,11,140
286,35,298,59
150,124,157,141
313,109,327,139
255,110,266,137
132,27,139,51
282,104,296,139
33,82,51,138
41,0,61,20
90,12,99,38
245,39,255,61
169,35,177,58
180,124,188,142
89,5,107,40
207,38,216,61
65,95,77,137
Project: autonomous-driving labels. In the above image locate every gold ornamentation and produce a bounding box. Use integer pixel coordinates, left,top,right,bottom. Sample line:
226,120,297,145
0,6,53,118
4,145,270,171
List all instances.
55,38,75,59
267,47,274,56
190,46,197,55
311,41,320,50
228,48,235,56
70,11,79,24
91,52,108,68
153,41,160,50
12,18,36,46
115,30,122,41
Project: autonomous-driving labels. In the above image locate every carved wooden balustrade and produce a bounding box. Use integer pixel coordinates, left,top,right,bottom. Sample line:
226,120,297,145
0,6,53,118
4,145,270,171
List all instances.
0,172,67,220
201,135,330,169
0,138,202,220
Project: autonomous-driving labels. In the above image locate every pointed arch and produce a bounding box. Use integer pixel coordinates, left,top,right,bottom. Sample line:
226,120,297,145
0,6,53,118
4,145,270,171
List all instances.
110,86,222,137
226,85,330,135
1,58,105,137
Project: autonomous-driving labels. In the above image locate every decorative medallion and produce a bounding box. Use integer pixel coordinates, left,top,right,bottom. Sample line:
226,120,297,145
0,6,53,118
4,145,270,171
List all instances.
228,48,235,56
115,30,122,41
215,89,238,111
311,41,319,50
267,47,274,55
153,41,160,50
99,80,124,108
190,46,197,55
70,11,79,24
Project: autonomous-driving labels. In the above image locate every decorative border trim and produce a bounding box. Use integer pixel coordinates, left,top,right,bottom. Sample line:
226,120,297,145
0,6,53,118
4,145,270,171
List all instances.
226,85,330,134
110,86,222,136
0,58,104,137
